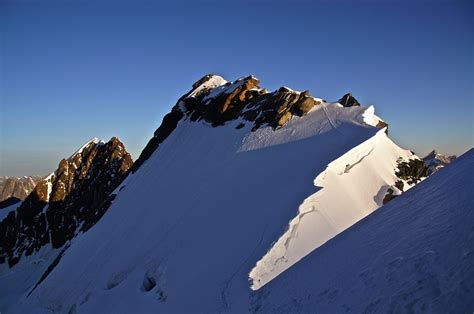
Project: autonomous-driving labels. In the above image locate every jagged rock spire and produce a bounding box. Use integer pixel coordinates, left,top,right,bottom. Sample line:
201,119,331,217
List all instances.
338,93,360,107
0,137,133,267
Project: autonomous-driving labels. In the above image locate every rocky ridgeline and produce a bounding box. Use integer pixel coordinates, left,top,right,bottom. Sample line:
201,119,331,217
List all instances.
0,137,132,267
133,74,383,172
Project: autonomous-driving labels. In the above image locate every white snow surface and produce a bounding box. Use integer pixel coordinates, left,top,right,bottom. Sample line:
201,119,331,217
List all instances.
249,127,412,289
256,148,474,313
0,245,58,313
69,137,100,158
187,75,228,99
5,103,449,313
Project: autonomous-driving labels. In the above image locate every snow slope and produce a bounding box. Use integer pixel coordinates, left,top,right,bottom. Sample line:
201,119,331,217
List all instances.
256,148,474,313
0,137,132,314
250,128,413,289
5,101,423,313
0,202,20,221
0,246,58,313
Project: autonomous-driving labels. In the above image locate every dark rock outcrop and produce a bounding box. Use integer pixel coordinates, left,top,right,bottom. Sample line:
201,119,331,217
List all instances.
382,188,397,204
382,180,404,205
395,158,429,185
0,137,133,267
338,93,360,107
376,120,389,134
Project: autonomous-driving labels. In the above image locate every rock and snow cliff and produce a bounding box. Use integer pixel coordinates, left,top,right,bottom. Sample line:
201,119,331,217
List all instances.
0,137,132,311
1,74,470,313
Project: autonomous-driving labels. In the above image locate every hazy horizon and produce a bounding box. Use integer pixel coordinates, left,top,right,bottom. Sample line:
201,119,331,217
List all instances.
1,0,472,176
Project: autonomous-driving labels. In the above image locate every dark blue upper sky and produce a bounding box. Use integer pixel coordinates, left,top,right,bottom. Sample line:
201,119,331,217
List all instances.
1,0,472,176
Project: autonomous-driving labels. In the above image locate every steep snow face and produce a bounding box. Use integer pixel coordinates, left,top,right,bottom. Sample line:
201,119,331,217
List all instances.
250,128,413,289
256,149,474,313
239,103,376,152
10,104,412,313
0,246,58,313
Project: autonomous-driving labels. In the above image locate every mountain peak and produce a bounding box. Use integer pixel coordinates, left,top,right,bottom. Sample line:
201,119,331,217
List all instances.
338,92,360,107
0,136,133,267
68,137,101,159
133,75,388,173
423,149,456,174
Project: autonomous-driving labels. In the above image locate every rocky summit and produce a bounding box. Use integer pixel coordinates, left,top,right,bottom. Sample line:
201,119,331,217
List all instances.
0,137,132,267
133,74,387,172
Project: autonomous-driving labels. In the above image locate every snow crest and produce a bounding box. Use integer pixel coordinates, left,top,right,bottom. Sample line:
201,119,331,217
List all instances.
249,129,413,290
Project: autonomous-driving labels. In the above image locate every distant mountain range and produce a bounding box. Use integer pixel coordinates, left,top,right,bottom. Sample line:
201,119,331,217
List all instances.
0,74,471,313
423,150,457,174
0,176,42,207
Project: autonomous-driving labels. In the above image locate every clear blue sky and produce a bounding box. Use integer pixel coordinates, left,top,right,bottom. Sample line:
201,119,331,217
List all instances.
1,0,472,176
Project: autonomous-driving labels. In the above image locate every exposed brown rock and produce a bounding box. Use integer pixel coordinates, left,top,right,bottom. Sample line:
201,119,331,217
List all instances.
292,95,320,116
276,111,293,127
0,137,133,267
376,120,389,134
0,176,42,202
132,74,384,174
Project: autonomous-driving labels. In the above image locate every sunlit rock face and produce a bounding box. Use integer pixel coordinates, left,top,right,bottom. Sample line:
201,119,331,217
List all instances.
0,137,132,267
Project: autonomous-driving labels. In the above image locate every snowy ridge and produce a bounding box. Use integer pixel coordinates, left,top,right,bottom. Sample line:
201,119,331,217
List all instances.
68,137,101,159
202,75,262,104
256,149,474,313
239,103,375,152
187,75,228,99
249,129,413,289
361,105,384,127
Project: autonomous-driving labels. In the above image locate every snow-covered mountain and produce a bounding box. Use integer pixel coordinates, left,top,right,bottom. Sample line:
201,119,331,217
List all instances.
256,148,474,313
1,74,447,313
0,137,132,311
423,150,456,174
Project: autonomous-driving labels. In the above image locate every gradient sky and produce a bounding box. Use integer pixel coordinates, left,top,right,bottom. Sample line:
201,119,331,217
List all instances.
1,0,472,176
